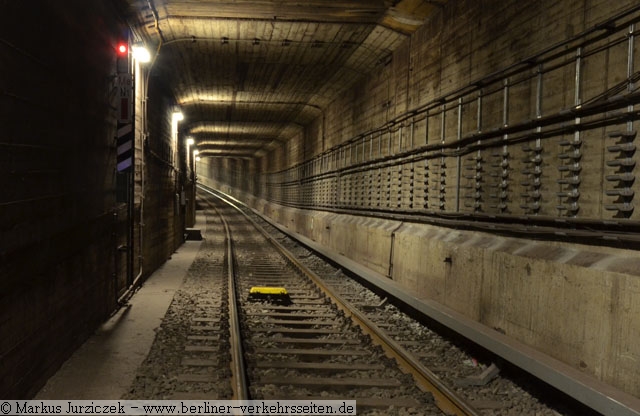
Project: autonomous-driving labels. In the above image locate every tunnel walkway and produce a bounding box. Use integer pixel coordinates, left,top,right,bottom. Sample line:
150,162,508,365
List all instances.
34,214,205,399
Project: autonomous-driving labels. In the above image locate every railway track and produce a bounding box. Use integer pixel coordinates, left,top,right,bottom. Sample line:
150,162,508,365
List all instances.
127,186,598,415
205,190,480,415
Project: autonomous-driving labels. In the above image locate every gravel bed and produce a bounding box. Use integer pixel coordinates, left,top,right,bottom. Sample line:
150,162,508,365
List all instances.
124,208,232,399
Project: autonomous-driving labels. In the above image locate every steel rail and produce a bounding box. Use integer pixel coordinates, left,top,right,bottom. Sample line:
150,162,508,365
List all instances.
201,185,481,416
210,202,250,400
279,249,482,416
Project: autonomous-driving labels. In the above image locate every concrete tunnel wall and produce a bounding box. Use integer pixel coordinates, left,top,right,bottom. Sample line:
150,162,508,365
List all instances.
1,1,186,397
198,0,640,398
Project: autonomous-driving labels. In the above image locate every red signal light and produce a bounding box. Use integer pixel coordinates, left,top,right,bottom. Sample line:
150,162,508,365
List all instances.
117,43,128,55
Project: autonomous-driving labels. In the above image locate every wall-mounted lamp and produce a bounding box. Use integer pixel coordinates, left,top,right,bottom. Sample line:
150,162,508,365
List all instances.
186,138,195,146
171,110,184,167
132,45,151,63
193,149,200,156
195,156,201,162
172,111,184,122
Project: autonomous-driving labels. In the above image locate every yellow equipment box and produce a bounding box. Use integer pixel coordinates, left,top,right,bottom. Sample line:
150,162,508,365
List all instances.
249,286,288,295
248,286,292,305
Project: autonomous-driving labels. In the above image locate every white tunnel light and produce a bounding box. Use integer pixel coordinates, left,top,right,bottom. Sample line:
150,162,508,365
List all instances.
195,156,201,161
172,111,184,122
186,138,195,146
132,45,151,63
193,149,199,155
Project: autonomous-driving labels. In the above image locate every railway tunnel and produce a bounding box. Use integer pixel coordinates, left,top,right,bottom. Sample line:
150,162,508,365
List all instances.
3,0,640,412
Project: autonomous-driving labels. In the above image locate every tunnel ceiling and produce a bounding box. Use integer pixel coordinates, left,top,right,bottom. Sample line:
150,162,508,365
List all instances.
126,0,445,159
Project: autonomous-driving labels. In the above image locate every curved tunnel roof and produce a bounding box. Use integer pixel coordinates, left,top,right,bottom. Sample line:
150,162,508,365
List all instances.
126,0,445,159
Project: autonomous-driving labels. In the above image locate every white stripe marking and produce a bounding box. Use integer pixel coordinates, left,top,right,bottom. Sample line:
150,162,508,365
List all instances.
118,141,133,154
118,124,133,136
